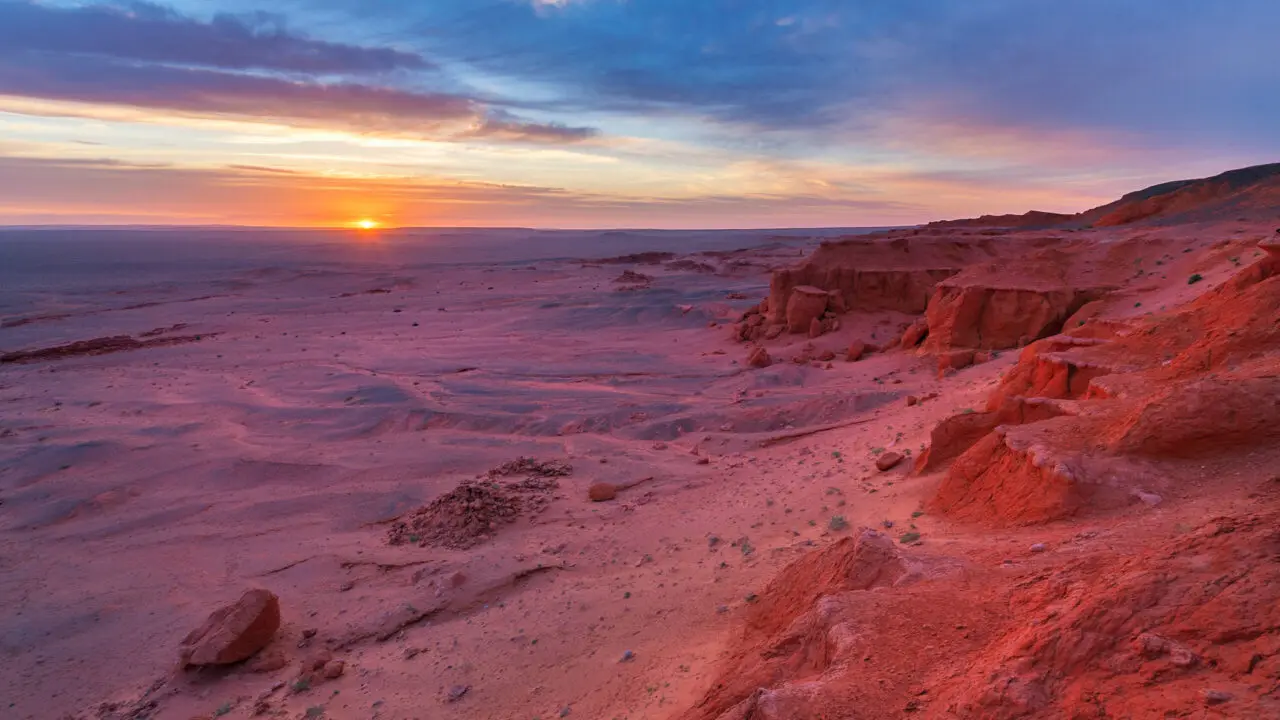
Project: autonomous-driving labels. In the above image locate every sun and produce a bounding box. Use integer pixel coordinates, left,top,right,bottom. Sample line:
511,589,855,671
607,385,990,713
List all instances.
353,218,379,230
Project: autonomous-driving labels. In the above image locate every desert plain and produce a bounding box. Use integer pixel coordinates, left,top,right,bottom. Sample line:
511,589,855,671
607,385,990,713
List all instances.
3,163,1280,720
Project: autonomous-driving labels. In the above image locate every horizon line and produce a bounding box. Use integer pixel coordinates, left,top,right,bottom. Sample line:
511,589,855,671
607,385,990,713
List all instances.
0,223,912,233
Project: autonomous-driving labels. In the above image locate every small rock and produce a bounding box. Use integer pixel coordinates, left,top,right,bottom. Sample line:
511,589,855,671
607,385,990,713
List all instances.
1170,646,1200,667
696,457,710,465
1030,543,1047,553
620,650,636,662
446,684,471,703
906,396,919,407
302,628,318,639
882,520,894,529
1133,490,1163,507
716,605,729,614
559,706,572,717
1202,690,1232,706
303,648,333,672
246,648,288,674
588,482,618,502
322,659,345,679
875,452,904,472
338,581,354,592
746,346,772,369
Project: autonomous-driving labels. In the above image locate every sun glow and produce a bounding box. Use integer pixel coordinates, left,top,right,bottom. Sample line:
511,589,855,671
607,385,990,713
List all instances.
353,218,379,230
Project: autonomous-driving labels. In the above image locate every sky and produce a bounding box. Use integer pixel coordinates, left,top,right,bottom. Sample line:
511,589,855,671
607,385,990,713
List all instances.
0,0,1277,228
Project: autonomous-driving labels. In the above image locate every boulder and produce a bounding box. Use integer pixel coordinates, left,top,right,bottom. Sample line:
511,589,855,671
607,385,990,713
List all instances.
875,452,903,472
785,286,829,334
808,317,824,338
845,341,866,362
180,589,281,667
747,347,772,369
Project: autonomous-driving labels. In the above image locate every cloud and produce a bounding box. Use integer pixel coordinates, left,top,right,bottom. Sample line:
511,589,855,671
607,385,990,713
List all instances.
387,0,1280,155
0,155,924,228
0,1,598,144
467,110,598,143
0,48,597,144
0,0,428,74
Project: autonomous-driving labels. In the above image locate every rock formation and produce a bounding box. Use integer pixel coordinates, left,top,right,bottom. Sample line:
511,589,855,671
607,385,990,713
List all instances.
784,285,828,334
922,261,1107,352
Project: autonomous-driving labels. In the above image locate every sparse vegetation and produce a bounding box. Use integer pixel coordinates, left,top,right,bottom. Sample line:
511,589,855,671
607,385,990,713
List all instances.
1188,273,1204,284
899,532,921,544
829,515,848,531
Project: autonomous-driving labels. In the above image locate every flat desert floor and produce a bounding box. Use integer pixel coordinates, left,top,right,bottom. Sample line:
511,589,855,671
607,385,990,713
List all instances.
2,227,938,720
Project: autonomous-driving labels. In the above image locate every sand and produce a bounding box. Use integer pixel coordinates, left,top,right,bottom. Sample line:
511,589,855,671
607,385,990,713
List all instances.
2,226,920,720
3,213,1278,719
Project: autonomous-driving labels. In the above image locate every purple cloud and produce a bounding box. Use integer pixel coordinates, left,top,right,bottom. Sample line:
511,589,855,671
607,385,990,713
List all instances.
0,49,597,143
0,1,428,74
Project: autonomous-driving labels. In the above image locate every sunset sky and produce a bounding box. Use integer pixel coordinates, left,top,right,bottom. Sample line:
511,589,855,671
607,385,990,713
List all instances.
0,0,1277,228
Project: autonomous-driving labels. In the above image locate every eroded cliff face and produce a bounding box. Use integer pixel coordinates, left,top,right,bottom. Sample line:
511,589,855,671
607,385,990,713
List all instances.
763,234,1022,325
918,258,1114,352
930,243,1280,526
768,265,958,323
687,235,1280,720
922,284,1101,350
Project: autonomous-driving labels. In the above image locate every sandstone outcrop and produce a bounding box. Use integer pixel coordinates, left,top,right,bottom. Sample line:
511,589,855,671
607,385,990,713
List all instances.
769,267,957,325
785,285,828,334
985,335,1118,410
683,530,917,720
899,318,928,349
1106,373,1280,457
934,509,1280,718
922,264,1106,351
